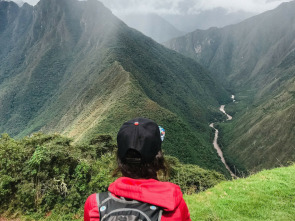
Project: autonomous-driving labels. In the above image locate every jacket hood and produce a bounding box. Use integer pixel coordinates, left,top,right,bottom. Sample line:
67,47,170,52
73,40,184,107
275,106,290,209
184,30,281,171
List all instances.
108,177,183,212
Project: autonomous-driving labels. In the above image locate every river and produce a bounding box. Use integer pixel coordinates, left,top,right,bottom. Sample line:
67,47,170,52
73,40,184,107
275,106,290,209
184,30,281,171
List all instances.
210,96,237,178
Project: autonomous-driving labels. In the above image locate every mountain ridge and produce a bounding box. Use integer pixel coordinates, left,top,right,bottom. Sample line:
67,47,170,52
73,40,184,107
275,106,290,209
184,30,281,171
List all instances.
165,0,295,89
0,0,230,172
164,0,295,172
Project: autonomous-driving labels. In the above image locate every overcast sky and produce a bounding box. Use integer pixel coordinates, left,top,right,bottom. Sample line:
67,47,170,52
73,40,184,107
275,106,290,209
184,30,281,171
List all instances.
22,0,293,14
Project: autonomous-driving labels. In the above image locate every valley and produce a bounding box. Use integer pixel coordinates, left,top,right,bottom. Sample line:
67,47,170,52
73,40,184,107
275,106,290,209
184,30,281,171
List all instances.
1,0,295,220
0,0,230,174
1,0,293,175
210,96,236,178
165,0,295,173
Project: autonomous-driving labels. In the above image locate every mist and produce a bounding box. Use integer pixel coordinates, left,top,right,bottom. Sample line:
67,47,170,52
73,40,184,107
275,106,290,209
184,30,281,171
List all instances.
96,0,293,15
19,0,293,14
16,0,294,41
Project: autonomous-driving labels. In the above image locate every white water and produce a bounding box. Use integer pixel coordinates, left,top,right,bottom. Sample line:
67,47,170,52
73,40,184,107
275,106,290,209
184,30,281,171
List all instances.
210,96,237,178
231,95,236,102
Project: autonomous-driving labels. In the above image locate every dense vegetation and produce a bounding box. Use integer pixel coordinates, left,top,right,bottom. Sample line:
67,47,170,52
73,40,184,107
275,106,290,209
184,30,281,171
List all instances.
0,0,294,220
2,132,293,220
0,133,225,220
0,0,230,173
216,51,295,172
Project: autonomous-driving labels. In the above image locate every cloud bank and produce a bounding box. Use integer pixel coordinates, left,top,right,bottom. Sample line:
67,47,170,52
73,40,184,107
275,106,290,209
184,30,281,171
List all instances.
21,0,293,15
22,0,39,5
99,0,292,15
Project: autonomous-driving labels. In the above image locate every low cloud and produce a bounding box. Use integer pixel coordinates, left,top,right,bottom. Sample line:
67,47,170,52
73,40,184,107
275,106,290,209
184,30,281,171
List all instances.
99,0,292,15
20,0,293,14
22,0,39,5
194,0,292,13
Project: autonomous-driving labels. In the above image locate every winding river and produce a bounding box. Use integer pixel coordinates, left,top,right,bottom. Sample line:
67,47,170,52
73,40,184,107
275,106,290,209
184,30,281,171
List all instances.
210,96,237,178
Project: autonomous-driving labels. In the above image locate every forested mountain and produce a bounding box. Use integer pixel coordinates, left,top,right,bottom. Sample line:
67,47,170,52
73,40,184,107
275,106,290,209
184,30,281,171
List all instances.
165,1,295,89
165,0,295,172
0,0,230,173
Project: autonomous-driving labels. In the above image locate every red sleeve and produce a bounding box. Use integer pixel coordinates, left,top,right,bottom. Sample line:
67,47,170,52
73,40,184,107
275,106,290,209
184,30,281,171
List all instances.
84,193,100,221
161,198,191,221
179,198,191,221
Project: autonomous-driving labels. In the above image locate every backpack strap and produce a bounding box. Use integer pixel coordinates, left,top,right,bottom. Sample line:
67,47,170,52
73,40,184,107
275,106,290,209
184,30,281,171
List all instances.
96,191,112,220
96,191,110,208
158,210,163,221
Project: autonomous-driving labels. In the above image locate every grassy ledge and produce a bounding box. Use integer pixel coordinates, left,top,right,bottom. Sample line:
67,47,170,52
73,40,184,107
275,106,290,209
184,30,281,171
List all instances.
184,164,295,221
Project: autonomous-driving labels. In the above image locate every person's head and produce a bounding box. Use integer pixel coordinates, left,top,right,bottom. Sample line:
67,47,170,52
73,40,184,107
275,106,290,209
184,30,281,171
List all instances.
116,117,166,179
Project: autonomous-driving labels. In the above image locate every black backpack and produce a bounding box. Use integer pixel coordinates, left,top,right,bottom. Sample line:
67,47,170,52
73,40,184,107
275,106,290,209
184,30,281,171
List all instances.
96,191,163,221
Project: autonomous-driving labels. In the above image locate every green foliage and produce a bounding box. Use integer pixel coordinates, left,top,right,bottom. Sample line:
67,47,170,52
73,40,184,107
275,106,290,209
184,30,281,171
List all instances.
0,133,225,220
0,0,232,178
217,78,295,172
166,156,226,194
0,134,26,208
88,153,117,193
0,133,114,217
89,135,116,158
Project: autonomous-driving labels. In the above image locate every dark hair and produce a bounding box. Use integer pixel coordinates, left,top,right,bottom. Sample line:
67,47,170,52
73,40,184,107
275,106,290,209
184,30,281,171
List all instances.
114,149,167,180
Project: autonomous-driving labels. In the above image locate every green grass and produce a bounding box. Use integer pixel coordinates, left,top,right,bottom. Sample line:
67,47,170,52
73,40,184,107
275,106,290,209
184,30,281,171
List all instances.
184,164,295,221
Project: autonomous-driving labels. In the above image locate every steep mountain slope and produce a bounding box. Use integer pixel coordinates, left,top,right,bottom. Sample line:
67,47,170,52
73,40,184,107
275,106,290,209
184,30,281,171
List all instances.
219,51,295,172
165,1,295,89
165,1,295,171
118,13,184,43
0,0,230,172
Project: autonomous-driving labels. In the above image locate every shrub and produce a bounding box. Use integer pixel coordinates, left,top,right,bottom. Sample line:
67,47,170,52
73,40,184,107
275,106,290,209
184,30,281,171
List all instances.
166,156,226,194
0,133,225,219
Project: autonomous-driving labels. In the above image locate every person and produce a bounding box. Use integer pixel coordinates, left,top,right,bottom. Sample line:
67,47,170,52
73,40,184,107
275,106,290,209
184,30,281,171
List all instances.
84,117,191,220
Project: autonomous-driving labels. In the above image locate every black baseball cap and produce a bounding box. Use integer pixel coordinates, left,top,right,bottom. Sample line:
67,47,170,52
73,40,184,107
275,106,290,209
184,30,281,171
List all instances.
117,118,162,163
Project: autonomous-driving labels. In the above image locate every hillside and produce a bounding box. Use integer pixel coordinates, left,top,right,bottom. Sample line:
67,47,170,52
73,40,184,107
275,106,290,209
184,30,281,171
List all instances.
0,0,230,172
185,163,295,220
219,51,295,172
165,0,295,172
165,0,295,89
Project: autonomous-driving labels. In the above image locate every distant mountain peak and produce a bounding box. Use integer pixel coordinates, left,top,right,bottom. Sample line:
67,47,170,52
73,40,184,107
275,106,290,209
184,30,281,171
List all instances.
0,0,24,6
119,12,184,43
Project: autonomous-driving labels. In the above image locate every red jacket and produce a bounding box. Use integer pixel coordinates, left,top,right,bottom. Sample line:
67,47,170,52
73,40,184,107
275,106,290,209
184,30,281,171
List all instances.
84,177,191,221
